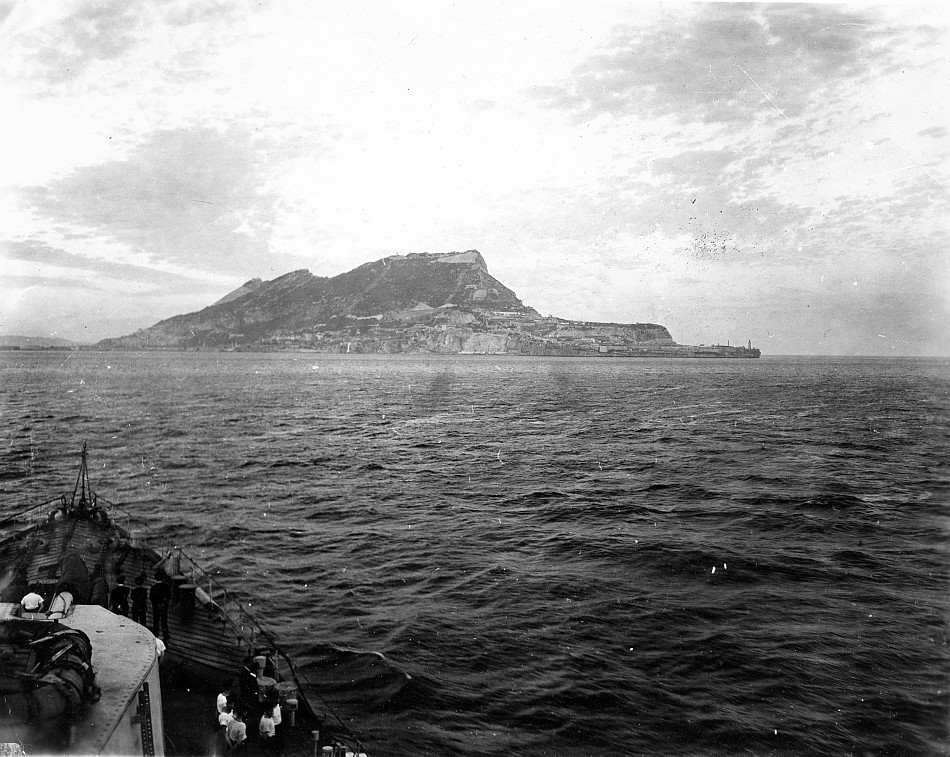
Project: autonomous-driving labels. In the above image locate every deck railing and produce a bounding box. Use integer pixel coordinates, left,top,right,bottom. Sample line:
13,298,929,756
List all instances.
95,498,367,755
170,545,367,755
2,491,367,754
0,495,68,531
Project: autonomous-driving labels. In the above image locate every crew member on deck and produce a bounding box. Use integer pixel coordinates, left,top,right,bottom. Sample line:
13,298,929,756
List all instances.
258,707,276,753
218,704,234,729
150,569,171,639
130,572,149,626
89,567,109,608
20,592,44,617
110,575,130,616
237,658,260,719
216,705,233,757
217,683,232,729
261,650,277,680
225,711,247,753
217,683,231,715
269,699,283,755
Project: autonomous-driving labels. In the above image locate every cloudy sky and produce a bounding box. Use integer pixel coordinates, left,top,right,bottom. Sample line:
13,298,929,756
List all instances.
1,1,946,355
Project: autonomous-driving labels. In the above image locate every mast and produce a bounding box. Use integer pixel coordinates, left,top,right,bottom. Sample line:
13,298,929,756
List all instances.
69,443,93,513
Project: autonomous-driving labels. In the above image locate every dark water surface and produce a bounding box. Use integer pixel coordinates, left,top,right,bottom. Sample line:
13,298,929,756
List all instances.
1,352,948,756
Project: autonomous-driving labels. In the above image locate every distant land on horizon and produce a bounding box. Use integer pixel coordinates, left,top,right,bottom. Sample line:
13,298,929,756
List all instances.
0,335,80,350
91,250,760,358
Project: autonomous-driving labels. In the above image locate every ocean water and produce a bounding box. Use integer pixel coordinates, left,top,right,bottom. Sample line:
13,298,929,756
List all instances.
1,351,947,756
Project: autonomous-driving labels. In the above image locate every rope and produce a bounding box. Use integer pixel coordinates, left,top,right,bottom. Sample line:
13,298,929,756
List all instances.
174,546,368,754
6,451,368,754
275,644,367,754
0,496,65,528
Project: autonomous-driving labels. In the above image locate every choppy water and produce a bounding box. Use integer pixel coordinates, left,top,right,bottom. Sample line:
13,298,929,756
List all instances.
1,351,948,756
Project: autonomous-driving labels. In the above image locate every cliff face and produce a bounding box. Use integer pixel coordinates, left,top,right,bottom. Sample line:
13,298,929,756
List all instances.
93,250,745,356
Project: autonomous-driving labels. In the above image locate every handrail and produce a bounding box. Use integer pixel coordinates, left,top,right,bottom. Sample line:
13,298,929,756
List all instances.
6,478,368,754
269,638,368,754
0,496,65,528
172,545,367,755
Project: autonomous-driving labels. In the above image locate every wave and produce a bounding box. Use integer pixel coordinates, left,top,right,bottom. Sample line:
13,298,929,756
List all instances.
4,352,947,757
298,645,413,711
798,492,867,510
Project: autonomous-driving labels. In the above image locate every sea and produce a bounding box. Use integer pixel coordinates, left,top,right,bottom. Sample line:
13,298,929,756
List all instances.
1,351,947,756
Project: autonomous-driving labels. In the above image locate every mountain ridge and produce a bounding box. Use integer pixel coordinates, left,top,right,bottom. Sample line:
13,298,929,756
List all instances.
95,250,760,358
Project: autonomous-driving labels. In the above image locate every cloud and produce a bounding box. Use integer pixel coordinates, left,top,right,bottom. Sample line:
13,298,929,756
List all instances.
0,236,245,341
0,280,204,342
2,237,220,292
9,1,146,87
489,142,814,271
19,125,303,278
162,0,257,28
530,5,913,126
5,0,265,88
2,274,98,291
0,0,16,25
918,125,949,140
1,2,945,354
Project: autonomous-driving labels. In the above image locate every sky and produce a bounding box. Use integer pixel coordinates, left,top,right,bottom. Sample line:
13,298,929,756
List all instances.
0,1,947,355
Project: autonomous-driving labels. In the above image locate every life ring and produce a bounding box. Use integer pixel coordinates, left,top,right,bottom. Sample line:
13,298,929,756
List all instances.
47,506,66,523
0,619,100,725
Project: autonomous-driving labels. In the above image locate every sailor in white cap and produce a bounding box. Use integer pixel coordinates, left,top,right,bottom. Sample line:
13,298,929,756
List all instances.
20,592,45,617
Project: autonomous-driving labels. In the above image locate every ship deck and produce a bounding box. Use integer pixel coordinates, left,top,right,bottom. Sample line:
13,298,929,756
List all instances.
0,513,251,677
0,508,361,756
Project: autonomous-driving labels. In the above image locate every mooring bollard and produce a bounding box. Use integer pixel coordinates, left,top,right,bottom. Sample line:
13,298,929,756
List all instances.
285,696,298,727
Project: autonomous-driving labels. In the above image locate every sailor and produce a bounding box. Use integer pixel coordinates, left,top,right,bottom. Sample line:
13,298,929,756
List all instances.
155,635,166,660
20,591,44,617
130,572,149,626
237,658,260,719
270,699,283,754
217,683,231,716
258,707,276,752
109,575,130,616
218,703,234,729
217,683,232,729
225,710,247,752
89,568,109,608
150,569,171,639
261,649,278,680
215,703,234,756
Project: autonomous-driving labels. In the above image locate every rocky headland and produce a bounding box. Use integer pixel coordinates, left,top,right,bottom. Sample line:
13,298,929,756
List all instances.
95,250,760,358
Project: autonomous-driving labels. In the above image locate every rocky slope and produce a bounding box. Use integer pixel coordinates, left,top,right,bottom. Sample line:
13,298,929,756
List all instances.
95,250,758,357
